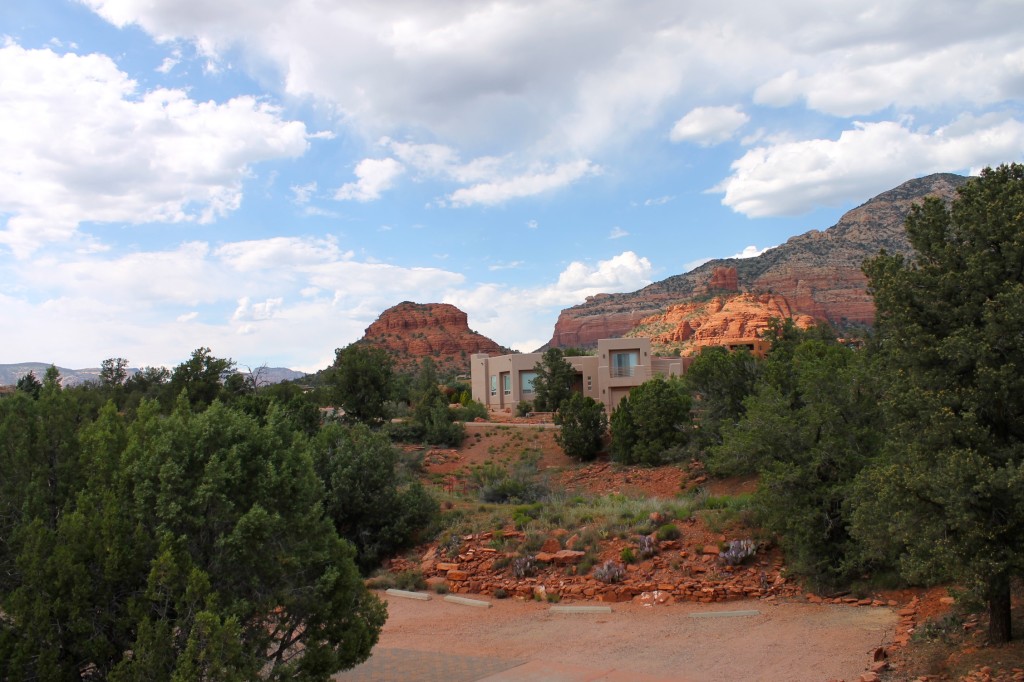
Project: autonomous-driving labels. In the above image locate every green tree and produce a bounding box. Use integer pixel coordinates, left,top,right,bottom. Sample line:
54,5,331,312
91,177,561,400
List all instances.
610,376,692,465
329,344,394,424
100,357,130,387
554,393,607,461
683,346,761,448
0,396,386,679
170,347,236,408
531,348,576,411
853,164,1024,642
310,423,438,573
711,340,882,584
15,371,41,399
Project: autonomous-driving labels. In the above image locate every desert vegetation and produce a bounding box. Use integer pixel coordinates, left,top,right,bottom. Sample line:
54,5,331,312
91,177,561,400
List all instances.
1,165,1023,679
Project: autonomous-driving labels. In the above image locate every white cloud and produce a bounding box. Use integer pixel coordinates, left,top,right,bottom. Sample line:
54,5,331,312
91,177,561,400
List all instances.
609,226,629,239
488,261,523,271
447,160,600,207
730,245,772,259
0,43,311,257
717,116,1024,217
670,105,750,146
643,196,674,206
334,157,405,201
526,219,539,229
291,181,317,204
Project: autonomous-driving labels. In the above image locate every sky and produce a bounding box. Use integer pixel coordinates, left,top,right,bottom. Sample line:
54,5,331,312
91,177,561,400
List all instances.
2,1,1023,373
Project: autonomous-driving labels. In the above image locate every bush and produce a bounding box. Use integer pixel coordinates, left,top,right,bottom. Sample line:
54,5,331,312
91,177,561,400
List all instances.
516,400,534,417
637,535,658,559
594,560,626,584
619,547,636,564
610,376,692,465
656,523,681,541
512,556,537,579
720,539,757,566
451,400,488,422
554,393,607,461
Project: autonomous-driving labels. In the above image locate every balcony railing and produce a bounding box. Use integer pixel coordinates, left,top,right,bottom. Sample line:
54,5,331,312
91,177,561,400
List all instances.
610,365,637,378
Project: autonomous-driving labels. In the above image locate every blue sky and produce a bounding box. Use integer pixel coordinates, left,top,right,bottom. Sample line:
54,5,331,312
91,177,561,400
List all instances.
2,0,1023,373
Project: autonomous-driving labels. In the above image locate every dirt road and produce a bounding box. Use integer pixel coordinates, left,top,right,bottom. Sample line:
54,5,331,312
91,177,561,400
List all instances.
338,592,896,681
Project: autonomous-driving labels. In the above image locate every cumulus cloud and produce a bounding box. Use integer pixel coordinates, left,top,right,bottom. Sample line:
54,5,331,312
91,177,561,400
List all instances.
716,116,1024,217
334,157,405,201
731,244,772,259
0,43,311,257
670,105,750,146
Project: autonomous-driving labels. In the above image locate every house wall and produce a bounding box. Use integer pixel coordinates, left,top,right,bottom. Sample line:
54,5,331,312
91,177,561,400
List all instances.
471,337,682,414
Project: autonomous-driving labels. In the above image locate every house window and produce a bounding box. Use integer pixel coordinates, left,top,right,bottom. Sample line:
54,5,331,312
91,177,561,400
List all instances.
503,374,511,395
610,350,640,377
520,371,537,394
490,375,497,396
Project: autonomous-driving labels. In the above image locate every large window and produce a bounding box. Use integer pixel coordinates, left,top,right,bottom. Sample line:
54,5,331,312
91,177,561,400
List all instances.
519,371,537,394
502,374,512,395
610,350,640,377
490,375,497,396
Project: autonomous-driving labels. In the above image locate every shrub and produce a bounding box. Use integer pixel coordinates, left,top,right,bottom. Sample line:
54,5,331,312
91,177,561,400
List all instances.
620,547,637,564
610,376,692,465
512,555,537,579
393,570,427,591
554,393,607,461
594,560,626,584
656,523,681,541
493,588,509,599
452,400,488,422
637,535,658,559
516,400,534,417
720,539,757,566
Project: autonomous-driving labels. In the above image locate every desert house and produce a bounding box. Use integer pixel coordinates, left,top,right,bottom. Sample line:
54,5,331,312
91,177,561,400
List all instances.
471,338,683,414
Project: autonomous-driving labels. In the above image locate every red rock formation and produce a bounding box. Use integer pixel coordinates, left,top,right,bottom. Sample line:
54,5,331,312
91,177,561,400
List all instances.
359,302,511,374
707,266,738,292
630,292,816,356
543,173,969,348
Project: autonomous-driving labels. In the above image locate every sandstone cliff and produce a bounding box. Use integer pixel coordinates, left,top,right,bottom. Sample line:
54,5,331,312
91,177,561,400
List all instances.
628,292,816,356
543,173,969,349
359,302,512,375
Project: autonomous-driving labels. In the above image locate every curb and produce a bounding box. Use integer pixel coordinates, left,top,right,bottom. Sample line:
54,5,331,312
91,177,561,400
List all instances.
385,589,431,601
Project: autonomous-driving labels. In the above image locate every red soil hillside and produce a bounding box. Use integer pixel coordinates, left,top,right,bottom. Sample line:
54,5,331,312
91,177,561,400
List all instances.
359,301,512,375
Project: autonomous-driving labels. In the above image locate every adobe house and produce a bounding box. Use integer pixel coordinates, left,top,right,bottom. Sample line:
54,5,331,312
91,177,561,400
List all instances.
471,338,682,414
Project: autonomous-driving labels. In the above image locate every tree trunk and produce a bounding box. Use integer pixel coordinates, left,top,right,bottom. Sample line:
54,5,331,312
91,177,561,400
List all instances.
988,573,1012,643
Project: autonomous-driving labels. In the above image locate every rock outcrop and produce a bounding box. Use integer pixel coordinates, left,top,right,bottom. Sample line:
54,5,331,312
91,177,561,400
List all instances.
630,292,816,356
543,173,969,349
359,301,512,375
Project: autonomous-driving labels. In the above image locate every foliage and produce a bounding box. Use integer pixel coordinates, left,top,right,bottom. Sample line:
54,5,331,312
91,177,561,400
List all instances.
553,392,607,461
531,348,576,411
610,376,692,465
720,539,757,566
852,164,1024,643
329,344,394,424
655,523,681,541
593,560,626,583
516,400,534,417
712,339,881,584
15,370,42,398
452,399,488,422
637,535,657,559
0,395,386,680
169,347,237,408
310,423,439,573
683,346,761,448
511,555,537,579
470,453,549,504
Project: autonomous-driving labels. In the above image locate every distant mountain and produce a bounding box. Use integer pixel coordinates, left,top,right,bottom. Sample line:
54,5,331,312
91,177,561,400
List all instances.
357,301,513,375
0,363,305,388
544,172,970,349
